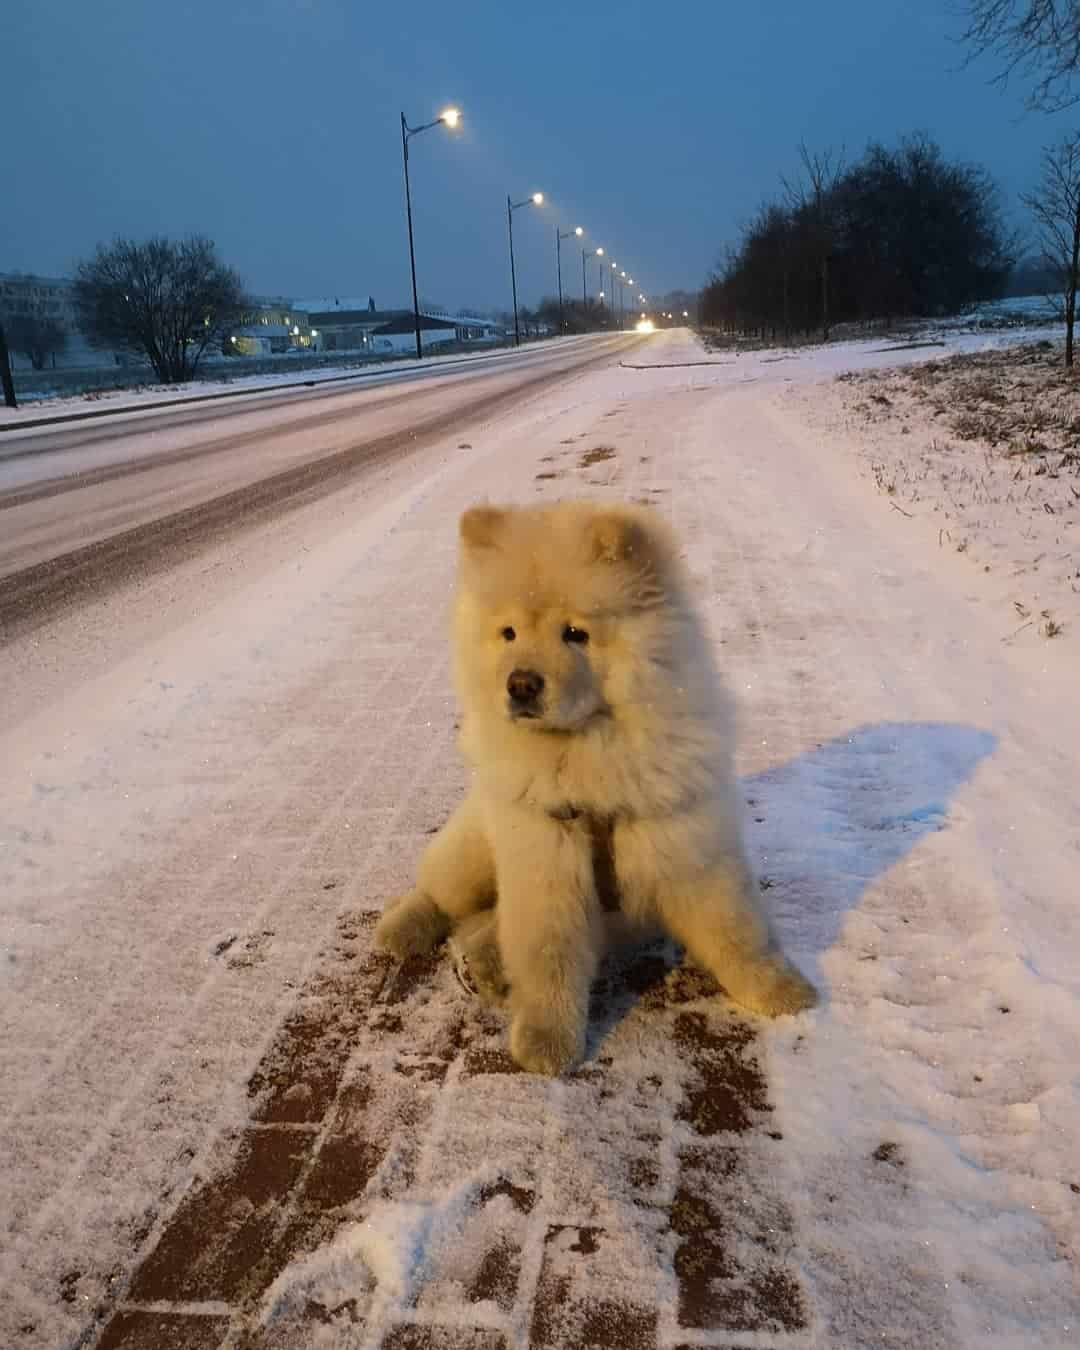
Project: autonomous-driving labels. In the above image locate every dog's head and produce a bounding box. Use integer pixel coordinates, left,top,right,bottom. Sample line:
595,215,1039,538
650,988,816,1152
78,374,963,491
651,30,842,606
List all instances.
453,501,685,734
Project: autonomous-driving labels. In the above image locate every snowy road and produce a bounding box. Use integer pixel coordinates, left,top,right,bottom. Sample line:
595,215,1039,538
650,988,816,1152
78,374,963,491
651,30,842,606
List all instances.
1,329,1077,1348
0,335,636,639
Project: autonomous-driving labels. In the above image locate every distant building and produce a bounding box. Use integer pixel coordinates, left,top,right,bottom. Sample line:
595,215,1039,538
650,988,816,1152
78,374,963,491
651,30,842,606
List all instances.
0,271,109,369
302,303,501,355
301,306,412,354
228,297,313,356
368,314,459,355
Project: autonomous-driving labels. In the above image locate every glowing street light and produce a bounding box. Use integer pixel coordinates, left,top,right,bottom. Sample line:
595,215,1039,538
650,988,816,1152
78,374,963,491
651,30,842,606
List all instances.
583,247,605,322
401,104,462,359
507,189,544,346
556,225,584,333
606,259,627,329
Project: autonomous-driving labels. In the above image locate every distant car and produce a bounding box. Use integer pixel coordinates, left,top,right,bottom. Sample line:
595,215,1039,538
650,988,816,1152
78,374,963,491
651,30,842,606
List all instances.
284,346,303,354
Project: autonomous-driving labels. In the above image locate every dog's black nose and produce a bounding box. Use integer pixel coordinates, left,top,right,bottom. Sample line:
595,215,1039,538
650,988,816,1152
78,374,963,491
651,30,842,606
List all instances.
507,668,545,705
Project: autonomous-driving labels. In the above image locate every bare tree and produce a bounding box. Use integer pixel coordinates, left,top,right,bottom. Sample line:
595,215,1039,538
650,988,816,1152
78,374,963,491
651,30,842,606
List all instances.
959,1,1080,110
783,143,845,340
74,236,247,384
1021,132,1080,363
4,313,68,371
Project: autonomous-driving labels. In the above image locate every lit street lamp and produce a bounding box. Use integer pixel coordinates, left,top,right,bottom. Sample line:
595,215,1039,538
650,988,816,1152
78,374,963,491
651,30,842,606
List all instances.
508,191,543,347
556,225,583,334
582,247,604,325
400,105,461,361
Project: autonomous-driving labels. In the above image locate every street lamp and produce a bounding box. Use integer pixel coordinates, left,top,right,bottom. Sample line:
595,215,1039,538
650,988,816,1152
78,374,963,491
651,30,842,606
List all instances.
400,105,462,361
582,246,604,326
556,224,583,334
508,191,543,347
610,261,627,329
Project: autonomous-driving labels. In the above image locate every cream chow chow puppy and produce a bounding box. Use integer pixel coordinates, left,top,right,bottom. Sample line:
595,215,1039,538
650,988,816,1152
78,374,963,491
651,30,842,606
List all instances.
375,500,816,1075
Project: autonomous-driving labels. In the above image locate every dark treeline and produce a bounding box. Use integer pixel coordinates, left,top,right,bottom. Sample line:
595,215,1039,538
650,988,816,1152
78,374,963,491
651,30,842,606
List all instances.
702,134,1016,340
517,297,634,336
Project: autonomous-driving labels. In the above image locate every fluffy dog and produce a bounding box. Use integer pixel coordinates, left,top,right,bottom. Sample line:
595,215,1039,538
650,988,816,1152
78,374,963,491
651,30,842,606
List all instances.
375,500,816,1074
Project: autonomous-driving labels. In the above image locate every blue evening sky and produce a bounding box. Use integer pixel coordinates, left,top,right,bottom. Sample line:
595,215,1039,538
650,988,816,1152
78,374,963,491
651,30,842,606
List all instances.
6,0,1069,312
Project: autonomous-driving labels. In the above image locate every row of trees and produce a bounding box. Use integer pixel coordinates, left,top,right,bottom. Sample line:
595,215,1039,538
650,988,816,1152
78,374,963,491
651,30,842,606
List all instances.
700,5,1080,366
701,135,1016,340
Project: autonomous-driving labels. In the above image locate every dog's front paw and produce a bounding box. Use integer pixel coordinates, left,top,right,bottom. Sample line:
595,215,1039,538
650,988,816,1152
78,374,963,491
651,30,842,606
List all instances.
374,890,451,959
509,1014,584,1077
742,958,818,1017
449,912,509,1007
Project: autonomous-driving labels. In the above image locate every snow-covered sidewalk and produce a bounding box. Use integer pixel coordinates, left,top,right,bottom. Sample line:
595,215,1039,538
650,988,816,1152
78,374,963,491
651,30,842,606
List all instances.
1,329,1077,1349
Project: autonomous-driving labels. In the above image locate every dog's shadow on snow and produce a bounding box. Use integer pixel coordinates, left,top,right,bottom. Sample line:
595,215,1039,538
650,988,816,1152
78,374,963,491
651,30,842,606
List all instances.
587,719,996,1049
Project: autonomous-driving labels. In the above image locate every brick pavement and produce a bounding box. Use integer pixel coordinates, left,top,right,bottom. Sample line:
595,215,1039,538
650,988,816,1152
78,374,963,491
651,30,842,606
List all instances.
92,912,811,1349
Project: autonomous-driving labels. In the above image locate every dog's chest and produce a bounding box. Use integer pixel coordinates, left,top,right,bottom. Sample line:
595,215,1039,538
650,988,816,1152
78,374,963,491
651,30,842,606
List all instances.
548,805,620,913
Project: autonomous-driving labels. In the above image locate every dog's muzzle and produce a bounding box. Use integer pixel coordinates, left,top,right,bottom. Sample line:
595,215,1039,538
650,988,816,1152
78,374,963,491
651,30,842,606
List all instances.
507,668,544,718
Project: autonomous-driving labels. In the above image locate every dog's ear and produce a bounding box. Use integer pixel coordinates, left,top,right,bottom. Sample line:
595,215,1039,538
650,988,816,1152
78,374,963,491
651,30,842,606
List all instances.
459,505,506,551
587,508,654,566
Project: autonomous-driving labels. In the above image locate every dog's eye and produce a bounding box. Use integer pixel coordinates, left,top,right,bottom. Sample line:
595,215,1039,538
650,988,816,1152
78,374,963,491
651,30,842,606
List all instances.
563,625,589,645
501,626,516,642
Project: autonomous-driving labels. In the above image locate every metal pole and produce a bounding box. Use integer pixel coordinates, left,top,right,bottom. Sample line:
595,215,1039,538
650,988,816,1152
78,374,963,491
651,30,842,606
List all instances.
508,196,520,348
0,320,16,409
401,112,423,361
556,228,564,334
582,249,587,324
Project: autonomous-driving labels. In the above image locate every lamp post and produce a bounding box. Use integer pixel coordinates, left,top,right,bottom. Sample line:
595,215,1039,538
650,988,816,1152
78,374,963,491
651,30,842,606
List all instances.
582,247,603,328
556,225,583,334
400,105,460,361
508,191,543,347
0,320,16,409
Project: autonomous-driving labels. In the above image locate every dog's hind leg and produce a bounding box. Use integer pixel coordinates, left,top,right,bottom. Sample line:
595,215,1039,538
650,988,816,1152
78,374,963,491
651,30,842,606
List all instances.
375,792,494,958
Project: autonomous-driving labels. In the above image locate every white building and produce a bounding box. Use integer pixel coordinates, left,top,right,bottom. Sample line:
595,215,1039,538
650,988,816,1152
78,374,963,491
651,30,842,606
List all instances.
0,272,111,369
368,315,458,354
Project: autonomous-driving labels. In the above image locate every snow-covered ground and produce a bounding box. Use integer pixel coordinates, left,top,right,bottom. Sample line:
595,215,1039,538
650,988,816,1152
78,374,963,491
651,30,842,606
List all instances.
1,326,1077,1348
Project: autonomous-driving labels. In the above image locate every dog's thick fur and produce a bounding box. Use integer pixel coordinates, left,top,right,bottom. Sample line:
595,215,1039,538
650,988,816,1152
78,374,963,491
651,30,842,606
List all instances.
375,500,816,1074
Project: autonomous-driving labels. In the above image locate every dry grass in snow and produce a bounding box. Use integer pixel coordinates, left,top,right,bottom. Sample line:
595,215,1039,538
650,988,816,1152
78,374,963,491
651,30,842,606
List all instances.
793,339,1079,647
